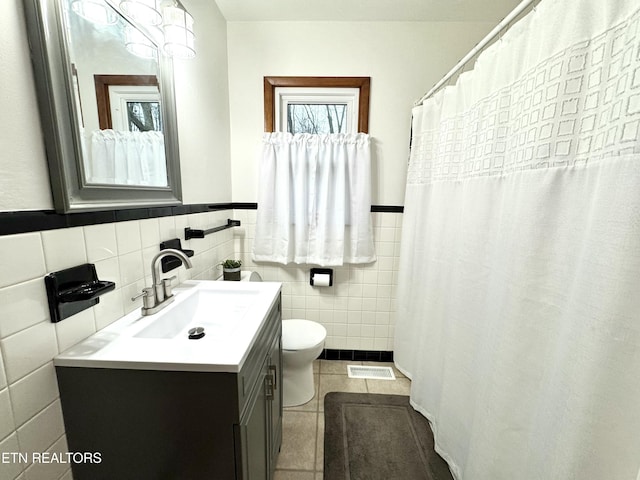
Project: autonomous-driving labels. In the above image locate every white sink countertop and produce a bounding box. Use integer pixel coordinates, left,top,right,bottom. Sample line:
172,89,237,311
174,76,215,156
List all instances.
54,280,282,373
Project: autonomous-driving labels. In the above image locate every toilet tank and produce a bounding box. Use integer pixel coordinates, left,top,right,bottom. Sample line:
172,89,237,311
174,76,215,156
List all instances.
241,271,262,282
218,270,262,282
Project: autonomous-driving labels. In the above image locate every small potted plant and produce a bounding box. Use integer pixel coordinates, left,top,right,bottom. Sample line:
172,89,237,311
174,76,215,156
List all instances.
220,259,242,281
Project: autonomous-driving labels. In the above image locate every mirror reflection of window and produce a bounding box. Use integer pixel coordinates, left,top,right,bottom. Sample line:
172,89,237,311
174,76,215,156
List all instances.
127,101,162,132
90,81,167,186
104,83,161,131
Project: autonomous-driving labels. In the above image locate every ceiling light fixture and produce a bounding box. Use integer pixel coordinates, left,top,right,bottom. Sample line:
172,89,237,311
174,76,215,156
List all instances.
119,0,162,26
71,0,118,25
71,0,195,59
124,24,158,59
161,0,195,59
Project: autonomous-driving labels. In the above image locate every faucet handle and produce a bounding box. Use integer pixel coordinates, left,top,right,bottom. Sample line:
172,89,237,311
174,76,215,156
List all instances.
162,276,177,298
132,287,154,309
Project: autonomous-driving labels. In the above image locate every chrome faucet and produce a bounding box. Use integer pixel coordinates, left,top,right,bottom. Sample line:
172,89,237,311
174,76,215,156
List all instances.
132,248,193,316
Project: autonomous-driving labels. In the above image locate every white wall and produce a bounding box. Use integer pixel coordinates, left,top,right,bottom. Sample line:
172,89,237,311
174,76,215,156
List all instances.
177,0,232,204
0,0,53,211
226,20,494,205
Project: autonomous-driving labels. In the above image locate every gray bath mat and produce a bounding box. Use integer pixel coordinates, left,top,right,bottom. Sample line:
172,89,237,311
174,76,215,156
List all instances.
324,392,454,480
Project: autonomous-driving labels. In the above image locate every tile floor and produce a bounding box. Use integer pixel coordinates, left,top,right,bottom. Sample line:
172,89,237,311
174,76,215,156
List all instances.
273,360,411,480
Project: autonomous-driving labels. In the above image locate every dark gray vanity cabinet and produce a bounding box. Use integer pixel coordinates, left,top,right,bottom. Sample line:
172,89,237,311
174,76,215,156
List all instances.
267,331,283,468
234,302,283,480
55,296,282,480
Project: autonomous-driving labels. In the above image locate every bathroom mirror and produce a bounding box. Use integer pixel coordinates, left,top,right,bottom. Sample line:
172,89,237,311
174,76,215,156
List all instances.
23,0,182,213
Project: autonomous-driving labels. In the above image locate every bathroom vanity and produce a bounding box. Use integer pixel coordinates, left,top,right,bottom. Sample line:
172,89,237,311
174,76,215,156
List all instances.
54,281,282,480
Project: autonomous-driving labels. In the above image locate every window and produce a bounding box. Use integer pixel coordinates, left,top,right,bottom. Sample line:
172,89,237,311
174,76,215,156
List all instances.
263,76,370,134
287,103,348,134
277,87,358,134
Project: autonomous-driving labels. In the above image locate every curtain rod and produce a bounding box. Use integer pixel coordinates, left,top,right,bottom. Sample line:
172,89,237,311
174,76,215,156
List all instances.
415,0,539,106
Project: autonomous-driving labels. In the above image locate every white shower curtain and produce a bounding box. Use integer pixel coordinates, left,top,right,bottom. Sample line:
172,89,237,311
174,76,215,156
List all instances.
395,1,640,479
88,129,167,186
253,132,375,266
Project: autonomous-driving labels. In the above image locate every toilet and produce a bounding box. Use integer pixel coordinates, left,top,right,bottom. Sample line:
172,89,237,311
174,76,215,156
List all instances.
218,270,263,282
235,271,327,407
281,319,326,407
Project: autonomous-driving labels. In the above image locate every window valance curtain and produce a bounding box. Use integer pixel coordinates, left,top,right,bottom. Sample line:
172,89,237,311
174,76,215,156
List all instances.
88,129,167,186
253,132,376,266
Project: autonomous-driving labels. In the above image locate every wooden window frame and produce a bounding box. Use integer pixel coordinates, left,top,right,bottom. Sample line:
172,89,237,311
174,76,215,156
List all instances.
94,74,159,129
263,76,370,133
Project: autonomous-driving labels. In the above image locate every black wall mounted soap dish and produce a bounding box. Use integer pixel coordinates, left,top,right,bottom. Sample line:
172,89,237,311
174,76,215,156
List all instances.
45,263,115,323
159,238,194,273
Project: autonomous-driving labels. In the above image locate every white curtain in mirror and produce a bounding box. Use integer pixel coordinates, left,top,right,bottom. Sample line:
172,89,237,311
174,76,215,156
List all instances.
395,0,640,479
253,132,376,266
88,130,167,186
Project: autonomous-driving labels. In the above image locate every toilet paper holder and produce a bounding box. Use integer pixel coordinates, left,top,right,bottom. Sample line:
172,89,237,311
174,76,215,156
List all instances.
310,268,333,287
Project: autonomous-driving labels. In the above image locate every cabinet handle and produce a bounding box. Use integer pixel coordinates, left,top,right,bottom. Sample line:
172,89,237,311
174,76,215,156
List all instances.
268,365,277,390
265,374,274,399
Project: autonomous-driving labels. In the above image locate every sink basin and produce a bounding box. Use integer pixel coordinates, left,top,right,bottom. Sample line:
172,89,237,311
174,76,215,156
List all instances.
53,280,281,373
134,288,260,339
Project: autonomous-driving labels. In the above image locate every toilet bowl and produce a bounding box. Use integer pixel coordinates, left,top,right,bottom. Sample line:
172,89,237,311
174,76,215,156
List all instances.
231,272,326,406
282,319,327,407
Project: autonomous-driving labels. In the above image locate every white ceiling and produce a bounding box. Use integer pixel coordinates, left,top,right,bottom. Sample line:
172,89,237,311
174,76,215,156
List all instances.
214,0,525,22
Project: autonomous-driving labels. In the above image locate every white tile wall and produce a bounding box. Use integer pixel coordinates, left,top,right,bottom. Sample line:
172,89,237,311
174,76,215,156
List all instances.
0,210,235,480
0,279,49,338
0,388,15,440
0,434,23,480
0,233,46,288
41,228,87,273
83,223,117,263
16,400,65,457
0,208,402,480
233,209,402,351
1,322,58,384
23,435,70,480
9,363,58,427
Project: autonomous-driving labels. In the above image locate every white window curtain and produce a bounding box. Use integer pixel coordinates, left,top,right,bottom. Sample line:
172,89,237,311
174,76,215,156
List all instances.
395,0,640,479
253,132,376,266
88,129,167,186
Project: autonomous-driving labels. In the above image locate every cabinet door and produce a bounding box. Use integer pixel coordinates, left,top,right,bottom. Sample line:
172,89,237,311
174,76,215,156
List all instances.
267,330,283,472
235,356,269,480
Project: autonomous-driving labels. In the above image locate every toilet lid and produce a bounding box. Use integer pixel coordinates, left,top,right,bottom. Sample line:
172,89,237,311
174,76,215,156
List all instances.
282,319,327,350
241,271,262,282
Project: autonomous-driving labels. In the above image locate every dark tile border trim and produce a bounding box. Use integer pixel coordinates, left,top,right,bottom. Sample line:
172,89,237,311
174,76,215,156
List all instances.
371,205,404,213
319,349,394,362
0,203,231,236
0,203,402,236
233,202,258,210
